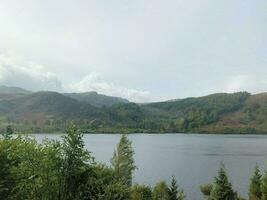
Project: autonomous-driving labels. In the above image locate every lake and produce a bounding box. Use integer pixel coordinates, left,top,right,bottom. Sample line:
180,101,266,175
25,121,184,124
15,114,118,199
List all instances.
33,133,267,200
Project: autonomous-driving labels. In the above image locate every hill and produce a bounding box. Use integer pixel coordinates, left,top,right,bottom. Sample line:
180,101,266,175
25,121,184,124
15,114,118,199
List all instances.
64,91,129,107
0,91,106,132
0,86,31,101
143,92,250,131
206,93,267,134
0,86,267,134
5,91,102,116
0,86,31,94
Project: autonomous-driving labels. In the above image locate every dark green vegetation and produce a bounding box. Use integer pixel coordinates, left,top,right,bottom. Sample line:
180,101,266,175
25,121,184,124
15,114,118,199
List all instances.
0,124,185,200
1,125,266,200
64,91,129,107
1,86,267,134
200,166,244,200
0,85,31,94
200,164,267,200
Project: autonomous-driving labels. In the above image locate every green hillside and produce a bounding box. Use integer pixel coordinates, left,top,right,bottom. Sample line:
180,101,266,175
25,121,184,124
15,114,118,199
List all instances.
0,91,106,132
0,85,31,94
205,93,267,134
64,91,129,107
143,92,251,132
0,86,266,134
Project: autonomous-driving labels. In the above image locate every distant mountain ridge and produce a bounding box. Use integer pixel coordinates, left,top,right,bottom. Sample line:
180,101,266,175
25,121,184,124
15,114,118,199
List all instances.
0,86,129,107
64,91,129,107
0,86,31,94
0,86,267,134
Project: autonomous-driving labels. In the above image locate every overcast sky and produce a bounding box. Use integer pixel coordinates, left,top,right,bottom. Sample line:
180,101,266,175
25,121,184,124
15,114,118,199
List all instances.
0,0,266,102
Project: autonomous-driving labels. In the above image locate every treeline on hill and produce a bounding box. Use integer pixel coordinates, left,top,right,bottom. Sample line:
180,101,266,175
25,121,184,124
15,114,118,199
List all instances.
1,125,267,199
1,86,267,134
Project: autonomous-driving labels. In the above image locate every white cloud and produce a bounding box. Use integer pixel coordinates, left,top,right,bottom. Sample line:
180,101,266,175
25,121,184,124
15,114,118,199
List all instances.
68,72,151,102
0,54,152,102
0,54,62,91
224,74,267,94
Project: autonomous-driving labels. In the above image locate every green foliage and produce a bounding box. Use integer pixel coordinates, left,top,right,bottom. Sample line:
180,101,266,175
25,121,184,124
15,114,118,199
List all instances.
1,125,13,140
0,124,95,200
249,165,262,200
111,134,137,187
153,181,170,200
131,184,153,200
210,165,236,200
5,122,267,200
65,91,129,107
102,182,130,200
60,123,94,200
200,184,213,197
168,176,185,200
0,124,184,200
79,164,115,200
261,170,267,200
0,139,15,199
0,135,62,200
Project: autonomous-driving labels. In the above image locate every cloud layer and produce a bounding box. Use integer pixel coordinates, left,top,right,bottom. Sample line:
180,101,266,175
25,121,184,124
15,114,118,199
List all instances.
68,72,151,102
1,54,267,102
224,74,267,94
0,0,266,100
0,54,62,91
0,54,151,102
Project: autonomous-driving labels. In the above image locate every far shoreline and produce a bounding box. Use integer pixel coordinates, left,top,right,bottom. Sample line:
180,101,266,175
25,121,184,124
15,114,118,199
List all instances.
26,132,267,136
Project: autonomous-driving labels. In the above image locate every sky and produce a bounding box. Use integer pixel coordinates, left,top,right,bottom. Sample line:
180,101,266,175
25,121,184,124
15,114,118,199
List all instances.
0,0,266,102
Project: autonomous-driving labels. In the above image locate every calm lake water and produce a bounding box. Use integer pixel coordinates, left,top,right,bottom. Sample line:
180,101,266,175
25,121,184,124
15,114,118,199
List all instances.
33,133,267,200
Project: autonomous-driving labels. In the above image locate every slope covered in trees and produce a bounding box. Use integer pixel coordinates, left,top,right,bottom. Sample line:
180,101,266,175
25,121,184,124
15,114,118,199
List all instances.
64,91,129,107
0,85,31,94
0,86,267,134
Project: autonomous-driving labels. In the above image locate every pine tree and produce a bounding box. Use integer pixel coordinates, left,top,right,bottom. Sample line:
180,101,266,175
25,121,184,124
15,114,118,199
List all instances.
111,134,137,187
153,181,170,200
200,184,213,197
131,184,153,200
210,165,236,200
1,125,13,140
61,123,93,200
261,170,267,200
249,165,262,200
0,140,14,199
102,182,130,200
168,176,185,200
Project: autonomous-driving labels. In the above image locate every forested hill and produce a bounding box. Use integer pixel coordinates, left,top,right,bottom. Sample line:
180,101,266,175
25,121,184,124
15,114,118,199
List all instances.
0,85,31,94
64,91,129,107
0,86,266,134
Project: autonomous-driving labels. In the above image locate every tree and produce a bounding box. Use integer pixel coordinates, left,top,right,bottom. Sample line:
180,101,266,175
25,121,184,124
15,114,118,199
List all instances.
131,184,153,200
60,123,94,200
261,170,267,200
168,176,185,200
102,182,130,200
1,125,13,140
0,135,63,200
210,165,236,200
0,139,15,199
6,136,46,200
111,134,137,187
200,184,213,198
153,181,170,200
249,165,262,200
80,164,115,200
